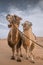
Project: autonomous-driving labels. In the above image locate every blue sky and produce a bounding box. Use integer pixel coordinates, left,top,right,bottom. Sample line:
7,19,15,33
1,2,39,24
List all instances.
0,0,43,38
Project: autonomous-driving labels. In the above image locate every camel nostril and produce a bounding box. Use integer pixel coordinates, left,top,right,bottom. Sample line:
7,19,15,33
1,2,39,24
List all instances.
8,24,12,28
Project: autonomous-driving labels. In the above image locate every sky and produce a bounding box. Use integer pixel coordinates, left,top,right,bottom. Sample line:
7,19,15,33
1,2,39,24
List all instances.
0,0,43,38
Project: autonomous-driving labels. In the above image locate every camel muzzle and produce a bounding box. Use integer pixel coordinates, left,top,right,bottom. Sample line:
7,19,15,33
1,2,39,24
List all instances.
8,24,12,28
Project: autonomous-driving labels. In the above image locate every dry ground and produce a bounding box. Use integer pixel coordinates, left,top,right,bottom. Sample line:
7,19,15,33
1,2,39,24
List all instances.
0,37,43,65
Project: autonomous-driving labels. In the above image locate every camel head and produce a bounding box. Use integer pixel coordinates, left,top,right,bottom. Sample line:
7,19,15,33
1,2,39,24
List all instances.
22,21,32,31
6,14,22,28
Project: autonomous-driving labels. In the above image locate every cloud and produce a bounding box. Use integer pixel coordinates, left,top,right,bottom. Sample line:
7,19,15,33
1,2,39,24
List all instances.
0,22,7,27
7,2,43,36
38,0,43,10
0,12,9,38
0,0,40,13
0,0,43,38
0,29,9,39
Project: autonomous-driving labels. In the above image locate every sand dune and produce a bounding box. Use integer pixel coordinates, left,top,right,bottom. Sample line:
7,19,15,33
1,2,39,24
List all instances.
0,37,43,65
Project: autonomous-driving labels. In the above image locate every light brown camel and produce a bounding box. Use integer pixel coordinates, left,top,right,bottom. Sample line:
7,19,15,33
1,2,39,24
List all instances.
6,14,22,62
22,21,36,63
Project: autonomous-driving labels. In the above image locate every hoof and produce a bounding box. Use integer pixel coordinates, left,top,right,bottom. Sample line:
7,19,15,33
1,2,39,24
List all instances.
20,55,23,57
16,58,21,62
30,60,35,63
11,56,15,60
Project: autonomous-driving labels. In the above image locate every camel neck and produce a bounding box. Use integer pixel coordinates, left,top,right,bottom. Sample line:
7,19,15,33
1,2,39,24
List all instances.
23,27,32,37
11,24,18,43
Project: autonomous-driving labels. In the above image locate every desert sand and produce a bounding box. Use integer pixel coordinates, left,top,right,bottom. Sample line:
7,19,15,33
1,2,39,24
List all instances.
0,37,43,65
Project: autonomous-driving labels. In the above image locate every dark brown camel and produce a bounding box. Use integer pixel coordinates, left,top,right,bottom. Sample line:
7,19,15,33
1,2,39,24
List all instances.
6,14,22,62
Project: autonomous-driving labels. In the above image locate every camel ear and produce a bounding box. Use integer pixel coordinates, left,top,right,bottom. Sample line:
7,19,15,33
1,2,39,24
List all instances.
13,15,16,19
19,17,22,20
6,14,10,19
28,22,32,26
30,22,32,26
14,15,22,20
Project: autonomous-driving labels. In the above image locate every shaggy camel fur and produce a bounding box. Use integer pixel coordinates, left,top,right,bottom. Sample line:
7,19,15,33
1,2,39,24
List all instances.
6,14,22,62
22,21,36,63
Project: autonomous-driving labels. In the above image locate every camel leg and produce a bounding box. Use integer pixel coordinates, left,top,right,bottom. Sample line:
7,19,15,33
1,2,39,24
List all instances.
25,46,35,63
28,49,35,63
11,47,15,60
29,52,35,63
28,43,35,63
20,47,23,57
16,48,21,62
25,47,29,60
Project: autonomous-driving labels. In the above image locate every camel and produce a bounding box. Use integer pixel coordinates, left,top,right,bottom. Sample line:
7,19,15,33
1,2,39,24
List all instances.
22,21,36,63
6,14,22,62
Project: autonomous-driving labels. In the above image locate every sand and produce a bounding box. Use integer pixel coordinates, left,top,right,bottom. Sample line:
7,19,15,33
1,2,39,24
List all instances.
0,37,43,65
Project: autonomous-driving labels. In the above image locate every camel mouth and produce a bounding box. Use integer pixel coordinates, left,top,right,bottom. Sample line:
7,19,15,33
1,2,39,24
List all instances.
8,24,12,28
